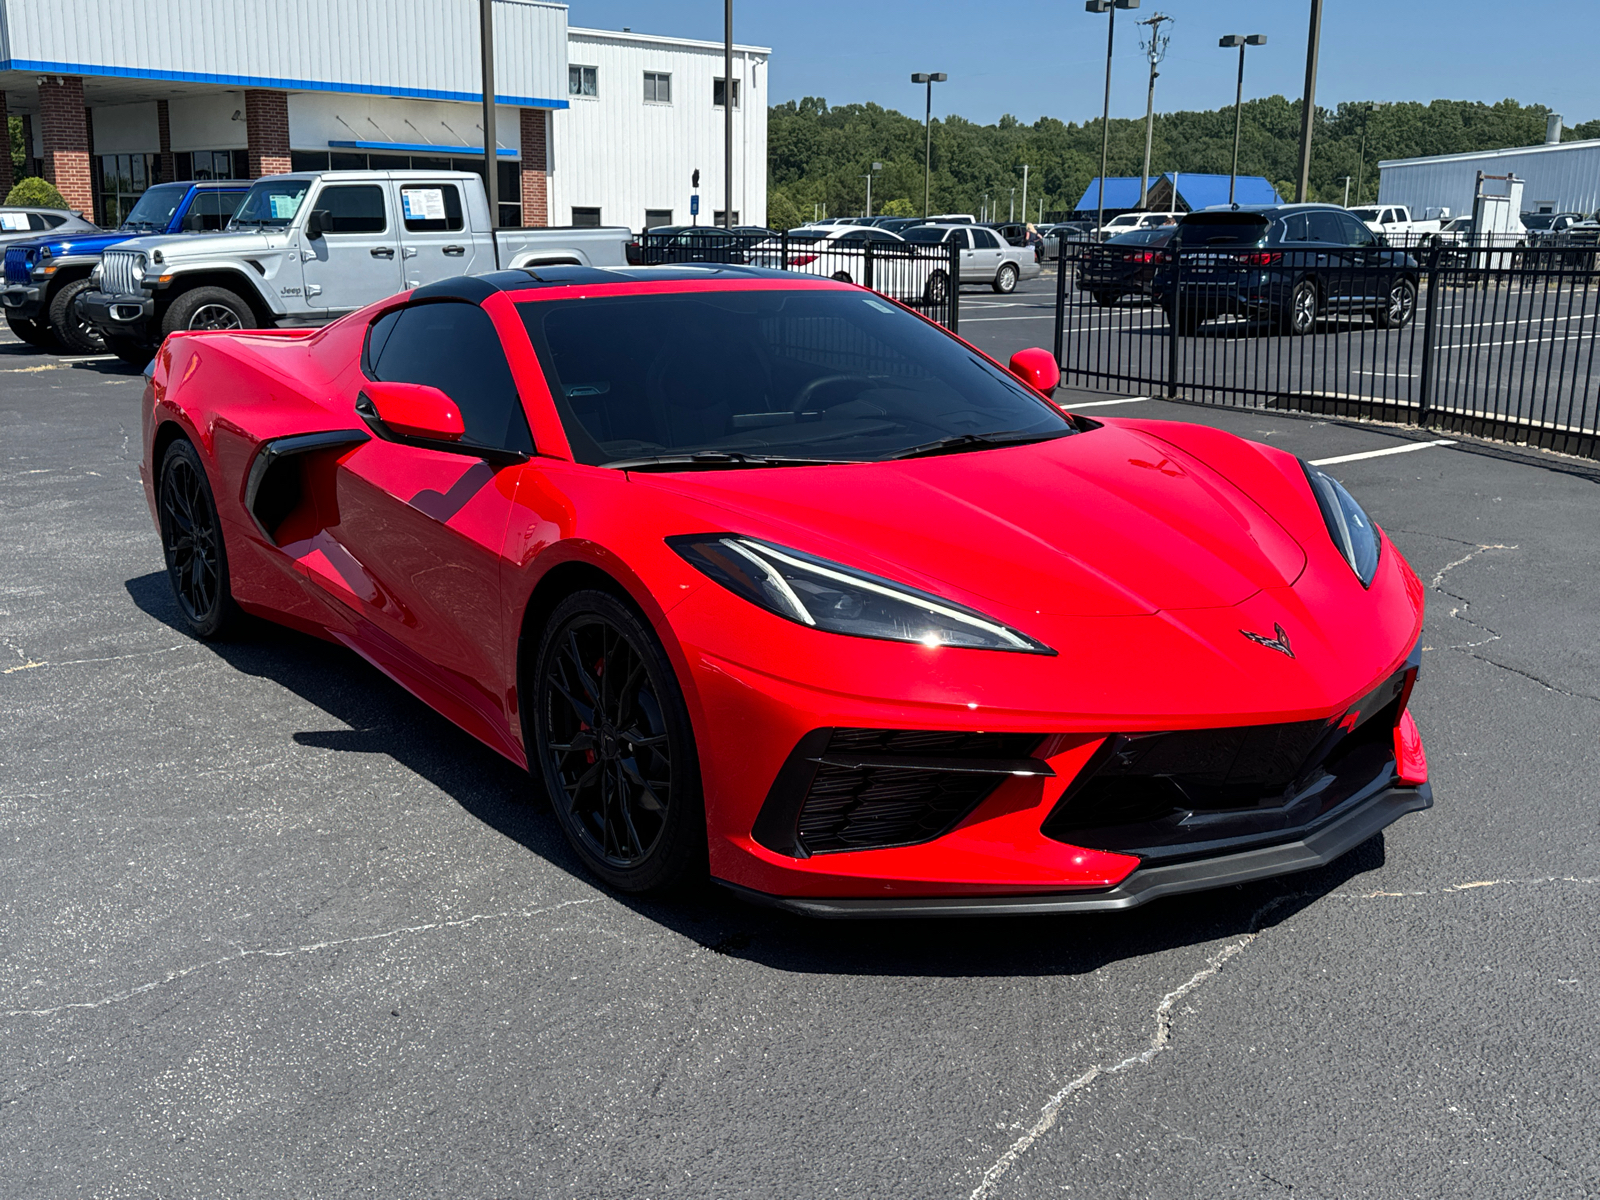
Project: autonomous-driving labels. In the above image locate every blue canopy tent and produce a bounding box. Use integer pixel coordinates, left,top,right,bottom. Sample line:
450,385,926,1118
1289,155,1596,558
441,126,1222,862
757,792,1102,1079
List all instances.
1072,173,1283,217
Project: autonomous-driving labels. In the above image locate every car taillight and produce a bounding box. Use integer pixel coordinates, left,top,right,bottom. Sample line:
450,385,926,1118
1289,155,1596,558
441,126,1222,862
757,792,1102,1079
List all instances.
1121,250,1162,263
788,254,818,267
1235,250,1283,266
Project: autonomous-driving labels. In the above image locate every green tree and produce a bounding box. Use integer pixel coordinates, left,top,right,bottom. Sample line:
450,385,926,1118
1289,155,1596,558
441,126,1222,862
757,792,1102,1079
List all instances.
881,197,916,217
6,176,66,208
8,115,26,176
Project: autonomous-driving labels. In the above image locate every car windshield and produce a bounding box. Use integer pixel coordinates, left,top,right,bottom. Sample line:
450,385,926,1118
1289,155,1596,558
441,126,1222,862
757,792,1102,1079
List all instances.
121,183,190,231
519,288,1072,467
786,229,832,244
1347,207,1381,221
1106,228,1173,246
1173,213,1271,246
1521,215,1556,230
229,179,311,229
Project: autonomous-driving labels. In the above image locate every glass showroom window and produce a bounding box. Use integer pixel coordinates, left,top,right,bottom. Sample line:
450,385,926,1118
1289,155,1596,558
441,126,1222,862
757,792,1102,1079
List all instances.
569,65,598,97
99,153,161,227
713,78,741,108
643,72,672,104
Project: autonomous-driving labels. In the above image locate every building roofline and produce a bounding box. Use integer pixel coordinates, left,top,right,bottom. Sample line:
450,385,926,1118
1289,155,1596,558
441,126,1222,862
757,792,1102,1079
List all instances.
1379,138,1600,169
568,26,771,56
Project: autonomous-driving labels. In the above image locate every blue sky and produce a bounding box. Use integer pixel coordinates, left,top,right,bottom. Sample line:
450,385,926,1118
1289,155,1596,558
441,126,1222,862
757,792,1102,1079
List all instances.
569,1,1600,127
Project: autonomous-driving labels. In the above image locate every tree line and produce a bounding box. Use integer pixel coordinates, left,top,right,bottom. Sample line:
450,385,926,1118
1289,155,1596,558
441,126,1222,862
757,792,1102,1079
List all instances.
766,96,1600,229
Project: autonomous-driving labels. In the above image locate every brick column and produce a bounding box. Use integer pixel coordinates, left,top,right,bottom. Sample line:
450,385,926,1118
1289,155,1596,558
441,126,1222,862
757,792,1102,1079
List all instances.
244,89,291,177
156,99,175,183
519,108,548,228
37,76,94,215
0,93,13,197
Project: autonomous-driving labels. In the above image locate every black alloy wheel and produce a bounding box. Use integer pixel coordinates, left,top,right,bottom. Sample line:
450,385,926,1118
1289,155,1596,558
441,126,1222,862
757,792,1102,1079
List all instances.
157,439,239,639
531,590,704,894
5,311,50,347
48,277,106,355
1375,278,1417,329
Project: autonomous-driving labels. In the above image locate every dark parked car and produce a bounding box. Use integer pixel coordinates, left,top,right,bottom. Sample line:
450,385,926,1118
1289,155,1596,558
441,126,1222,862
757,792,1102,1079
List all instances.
1075,227,1175,306
637,225,777,265
869,216,926,234
1152,204,1419,336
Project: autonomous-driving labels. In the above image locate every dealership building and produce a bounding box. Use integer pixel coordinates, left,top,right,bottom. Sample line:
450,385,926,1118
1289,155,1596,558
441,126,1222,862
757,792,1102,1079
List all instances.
0,0,768,231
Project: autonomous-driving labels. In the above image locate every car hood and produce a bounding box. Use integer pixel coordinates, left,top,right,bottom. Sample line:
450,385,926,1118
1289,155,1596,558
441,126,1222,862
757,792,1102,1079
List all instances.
22,230,139,258
106,229,290,259
636,423,1308,620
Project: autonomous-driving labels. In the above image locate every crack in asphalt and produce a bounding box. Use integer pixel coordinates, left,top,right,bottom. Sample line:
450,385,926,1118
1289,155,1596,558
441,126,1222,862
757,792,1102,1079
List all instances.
1,898,599,1019
967,875,1600,1199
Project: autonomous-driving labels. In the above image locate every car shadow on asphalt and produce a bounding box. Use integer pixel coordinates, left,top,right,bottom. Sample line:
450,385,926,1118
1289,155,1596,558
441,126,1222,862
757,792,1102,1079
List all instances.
126,569,1390,981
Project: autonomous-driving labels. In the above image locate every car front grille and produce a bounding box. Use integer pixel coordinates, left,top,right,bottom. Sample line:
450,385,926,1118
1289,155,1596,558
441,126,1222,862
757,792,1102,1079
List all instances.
100,250,141,296
753,728,1048,857
1041,663,1415,862
3,248,31,285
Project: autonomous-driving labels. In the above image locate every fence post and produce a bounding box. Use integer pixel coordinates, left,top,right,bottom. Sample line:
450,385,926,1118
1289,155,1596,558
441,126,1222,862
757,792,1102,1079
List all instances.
948,238,960,333
780,231,789,274
1417,244,1438,424
1166,250,1182,398
863,238,875,291
1053,239,1068,368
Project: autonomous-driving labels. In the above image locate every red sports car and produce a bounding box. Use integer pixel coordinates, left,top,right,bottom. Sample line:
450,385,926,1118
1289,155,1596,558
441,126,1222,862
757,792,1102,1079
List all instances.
141,266,1430,915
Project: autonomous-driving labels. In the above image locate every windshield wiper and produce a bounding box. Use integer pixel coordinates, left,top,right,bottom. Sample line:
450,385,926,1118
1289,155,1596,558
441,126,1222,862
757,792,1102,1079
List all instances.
886,430,1071,460
605,450,851,471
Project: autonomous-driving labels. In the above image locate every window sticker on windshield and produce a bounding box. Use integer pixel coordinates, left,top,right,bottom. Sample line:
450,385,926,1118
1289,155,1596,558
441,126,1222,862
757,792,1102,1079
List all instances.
401,188,447,221
269,193,302,220
862,298,894,314
0,213,28,231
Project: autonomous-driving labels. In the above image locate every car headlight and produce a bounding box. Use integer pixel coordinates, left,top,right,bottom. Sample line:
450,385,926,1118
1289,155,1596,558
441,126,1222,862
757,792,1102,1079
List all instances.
1301,462,1381,587
669,535,1054,654
130,253,148,284
89,263,103,287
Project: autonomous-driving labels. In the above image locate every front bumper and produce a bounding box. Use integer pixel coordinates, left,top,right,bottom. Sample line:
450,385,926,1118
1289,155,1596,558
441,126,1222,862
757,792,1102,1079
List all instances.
1,282,45,319
79,289,156,340
724,780,1432,917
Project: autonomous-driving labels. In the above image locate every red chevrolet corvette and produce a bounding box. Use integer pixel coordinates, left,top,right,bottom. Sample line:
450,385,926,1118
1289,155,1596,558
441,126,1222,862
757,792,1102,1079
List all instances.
140,266,1430,915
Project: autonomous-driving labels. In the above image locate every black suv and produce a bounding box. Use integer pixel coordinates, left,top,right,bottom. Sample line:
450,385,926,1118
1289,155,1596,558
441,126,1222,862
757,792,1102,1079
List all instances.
1152,204,1419,336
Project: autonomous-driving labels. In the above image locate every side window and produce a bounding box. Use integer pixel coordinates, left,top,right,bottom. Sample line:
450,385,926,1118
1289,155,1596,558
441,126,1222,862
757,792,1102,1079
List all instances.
1305,211,1346,244
1337,213,1377,246
945,228,971,249
35,213,69,230
973,229,1003,249
368,302,534,454
182,192,239,231
399,184,465,233
313,184,387,234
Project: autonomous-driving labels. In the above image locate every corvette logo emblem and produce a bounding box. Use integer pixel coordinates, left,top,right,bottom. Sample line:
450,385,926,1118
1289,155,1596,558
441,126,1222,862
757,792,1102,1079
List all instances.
1240,622,1294,658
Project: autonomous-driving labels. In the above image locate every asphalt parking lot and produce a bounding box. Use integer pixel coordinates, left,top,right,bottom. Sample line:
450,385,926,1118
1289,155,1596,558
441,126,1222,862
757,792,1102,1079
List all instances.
3,316,1598,1198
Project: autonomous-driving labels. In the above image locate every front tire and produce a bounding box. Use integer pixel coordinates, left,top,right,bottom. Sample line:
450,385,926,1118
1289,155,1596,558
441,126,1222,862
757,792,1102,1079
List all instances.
5,312,50,347
1375,278,1417,329
530,590,705,895
923,268,950,304
157,438,241,640
48,277,106,355
993,262,1019,294
161,286,256,337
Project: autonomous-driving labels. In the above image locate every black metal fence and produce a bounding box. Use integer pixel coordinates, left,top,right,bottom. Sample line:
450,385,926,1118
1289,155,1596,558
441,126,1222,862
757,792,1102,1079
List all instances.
1053,241,1600,460
634,231,963,331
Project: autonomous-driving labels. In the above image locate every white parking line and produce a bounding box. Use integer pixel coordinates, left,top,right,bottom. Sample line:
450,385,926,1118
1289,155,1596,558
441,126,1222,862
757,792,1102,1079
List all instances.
1309,439,1455,466
61,354,118,363
1065,396,1153,408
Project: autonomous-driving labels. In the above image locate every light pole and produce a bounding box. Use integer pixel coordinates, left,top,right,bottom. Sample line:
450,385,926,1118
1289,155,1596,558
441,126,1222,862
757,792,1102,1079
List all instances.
1018,164,1030,227
723,0,733,228
910,72,947,218
1355,103,1376,203
1219,34,1266,206
1009,187,1016,221
1341,175,1352,206
1136,12,1172,210
1295,0,1324,202
862,161,881,218
1086,0,1138,240
479,0,497,229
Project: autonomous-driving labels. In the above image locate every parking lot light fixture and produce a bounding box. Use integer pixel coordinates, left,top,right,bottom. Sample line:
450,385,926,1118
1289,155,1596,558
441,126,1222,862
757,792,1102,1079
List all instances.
1219,34,1266,206
1086,0,1138,241
910,73,948,218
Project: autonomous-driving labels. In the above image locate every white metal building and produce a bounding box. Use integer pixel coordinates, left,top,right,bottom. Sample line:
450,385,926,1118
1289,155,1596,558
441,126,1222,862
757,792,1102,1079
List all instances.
0,0,768,231
554,27,768,231
1378,139,1600,219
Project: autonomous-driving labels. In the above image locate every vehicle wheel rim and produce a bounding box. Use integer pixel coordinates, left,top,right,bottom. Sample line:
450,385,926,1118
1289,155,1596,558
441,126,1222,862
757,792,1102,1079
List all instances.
188,303,243,331
1387,284,1412,324
159,456,220,623
543,614,672,868
1293,286,1316,331
999,267,1016,291
927,272,948,302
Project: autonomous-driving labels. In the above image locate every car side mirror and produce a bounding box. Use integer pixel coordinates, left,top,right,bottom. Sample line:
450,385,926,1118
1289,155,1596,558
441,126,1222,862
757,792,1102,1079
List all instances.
358,380,465,443
1008,347,1061,397
305,209,329,240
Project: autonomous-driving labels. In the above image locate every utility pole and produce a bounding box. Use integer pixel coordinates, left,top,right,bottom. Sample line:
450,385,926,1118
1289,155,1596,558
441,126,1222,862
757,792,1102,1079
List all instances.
1355,103,1375,204
1136,12,1172,210
1295,0,1324,202
1086,1,1138,240
1018,164,1030,227
723,0,733,228
479,0,497,229
1009,187,1016,221
911,73,948,217
1341,175,1352,206
862,161,881,218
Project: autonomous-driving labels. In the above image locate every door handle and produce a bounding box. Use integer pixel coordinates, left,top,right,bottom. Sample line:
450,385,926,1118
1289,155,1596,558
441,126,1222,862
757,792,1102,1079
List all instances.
443,245,466,257
370,247,395,259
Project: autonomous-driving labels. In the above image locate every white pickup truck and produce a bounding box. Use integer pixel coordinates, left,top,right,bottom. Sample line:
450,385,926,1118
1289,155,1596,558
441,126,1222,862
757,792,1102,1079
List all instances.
79,169,630,363
1346,204,1448,242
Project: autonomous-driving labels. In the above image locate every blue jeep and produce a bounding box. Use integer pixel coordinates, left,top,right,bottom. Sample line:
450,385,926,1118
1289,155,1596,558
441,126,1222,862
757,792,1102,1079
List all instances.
2,180,248,353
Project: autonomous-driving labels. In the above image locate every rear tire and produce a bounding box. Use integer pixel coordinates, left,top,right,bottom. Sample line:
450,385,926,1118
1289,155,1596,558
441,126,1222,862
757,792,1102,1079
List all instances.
157,438,241,640
993,263,1019,294
529,590,705,895
5,312,50,347
161,286,256,337
1374,278,1417,329
830,270,853,284
1278,278,1319,336
1092,290,1117,308
47,277,106,355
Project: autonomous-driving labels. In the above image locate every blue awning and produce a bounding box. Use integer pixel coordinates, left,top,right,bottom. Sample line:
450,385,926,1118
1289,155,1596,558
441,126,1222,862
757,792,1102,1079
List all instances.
1073,177,1159,211
1162,173,1283,209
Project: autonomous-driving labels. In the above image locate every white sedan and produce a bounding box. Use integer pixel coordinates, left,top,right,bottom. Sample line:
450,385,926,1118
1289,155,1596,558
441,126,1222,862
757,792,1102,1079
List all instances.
747,226,955,304
900,223,1042,293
